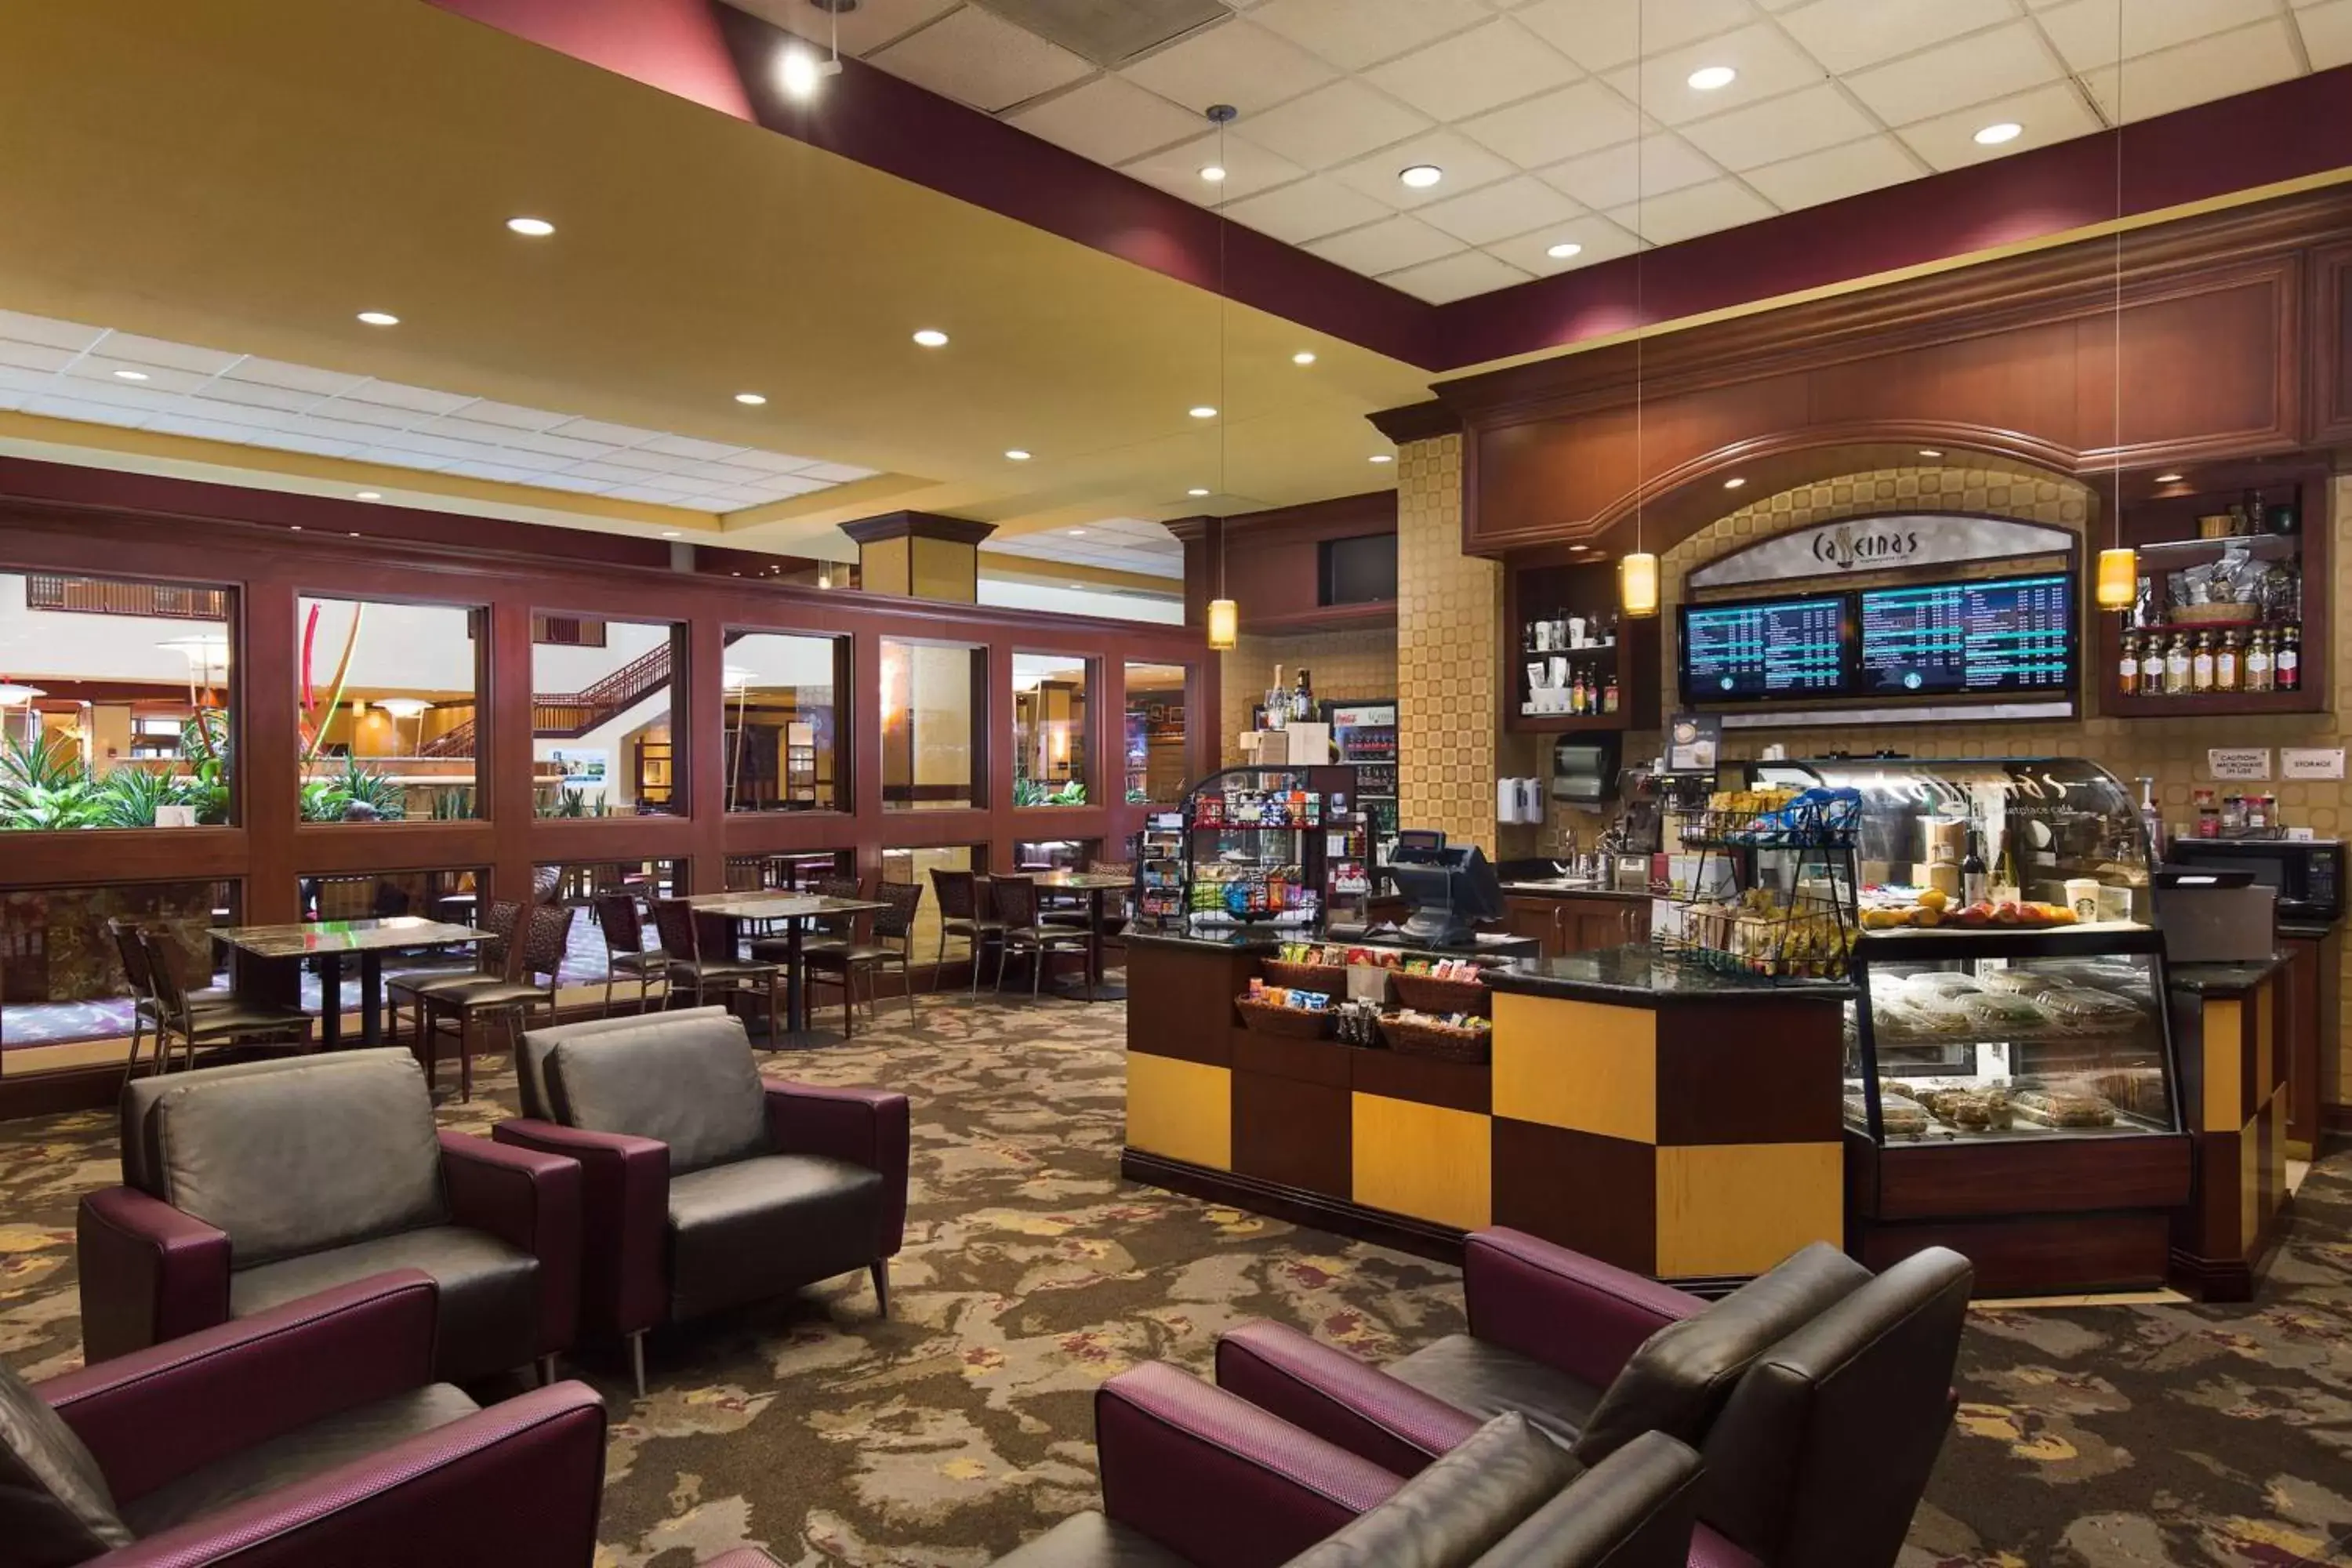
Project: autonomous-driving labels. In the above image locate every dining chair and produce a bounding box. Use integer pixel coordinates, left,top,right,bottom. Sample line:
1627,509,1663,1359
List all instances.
388,898,523,1047
418,902,575,1101
138,927,311,1073
929,868,1004,996
800,879,923,1036
649,897,786,1045
107,917,230,1078
986,875,1090,997
593,891,666,1016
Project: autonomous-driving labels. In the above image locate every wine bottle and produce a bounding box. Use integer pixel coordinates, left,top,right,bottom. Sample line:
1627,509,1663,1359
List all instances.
2278,624,2302,691
1962,829,1987,907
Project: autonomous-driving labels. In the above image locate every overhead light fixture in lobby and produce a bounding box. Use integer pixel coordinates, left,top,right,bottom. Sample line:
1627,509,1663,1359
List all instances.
1399,165,1443,189
1722,476,1745,489
112,369,147,381
1005,448,1032,461
356,310,399,327
2094,3,2136,613
1687,66,1736,91
1204,103,1240,652
2154,472,2183,484
1973,122,2023,147
506,216,556,237
735,392,768,405
781,0,848,100
355,491,381,501
1619,7,1658,620
1918,448,1942,459
912,328,949,347
1291,351,1316,365
1369,454,1393,464
1546,241,1583,260
1187,487,1210,498
1200,164,1227,183
1189,405,1218,419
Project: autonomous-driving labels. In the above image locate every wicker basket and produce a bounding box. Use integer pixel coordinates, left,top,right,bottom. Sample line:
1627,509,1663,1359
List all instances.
1262,960,1348,993
1236,996,1334,1039
1389,971,1491,1017
1381,1013,1492,1063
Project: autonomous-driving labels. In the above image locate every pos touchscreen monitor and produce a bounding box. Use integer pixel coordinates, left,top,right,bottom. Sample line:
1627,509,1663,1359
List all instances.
1388,832,1508,948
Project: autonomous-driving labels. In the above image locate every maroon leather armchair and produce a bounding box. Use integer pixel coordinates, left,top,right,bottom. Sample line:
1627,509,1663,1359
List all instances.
76,1051,583,1386
990,1362,1704,1568
2,1269,605,1568
1213,1229,1971,1568
494,1008,909,1395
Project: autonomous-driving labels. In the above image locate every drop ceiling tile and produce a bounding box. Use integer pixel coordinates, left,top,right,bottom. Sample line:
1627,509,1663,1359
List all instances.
0,341,77,373
437,459,574,485
720,0,960,56
1328,130,1519,212
1381,249,1536,303
676,459,779,485
1249,0,1494,71
1120,129,1305,202
641,433,746,461
2035,0,2280,73
217,357,365,397
1459,81,1646,169
276,413,405,448
1486,215,1646,274
150,396,288,431
546,418,668,447
593,446,691,474
1416,175,1585,245
1742,133,1922,209
866,5,1092,112
2080,20,2302,122
1221,173,1396,242
488,428,621,462
1118,18,1338,116
360,427,507,463
1238,79,1432,169
457,399,571,431
24,394,152,428
743,473,833,498
452,445,572,473
419,414,547,447
1009,74,1207,164
1538,133,1722,210
0,365,58,395
1774,0,2016,74
0,310,104,351
556,459,669,485
36,377,179,412
66,356,212,395
0,387,38,412
797,461,880,482
93,332,241,376
302,396,423,430
1842,22,2065,125
723,448,822,474
2302,0,2352,71
1362,20,1582,124
340,379,474,416
1678,83,1879,172
705,486,791,508
522,470,615,493
1514,0,1760,74
1600,23,1829,126
1302,214,1464,274
602,484,699,506
141,414,263,445
1894,79,2102,170
264,432,368,459
1606,178,1777,244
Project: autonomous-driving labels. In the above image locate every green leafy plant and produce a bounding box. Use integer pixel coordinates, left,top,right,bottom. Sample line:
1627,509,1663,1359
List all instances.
430,786,474,820
0,731,102,830
556,786,587,818
331,756,407,820
299,778,346,822
178,711,232,826
1012,776,1088,807
96,765,188,828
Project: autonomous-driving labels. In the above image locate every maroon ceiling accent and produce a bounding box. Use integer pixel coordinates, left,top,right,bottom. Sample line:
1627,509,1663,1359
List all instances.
417,0,2352,377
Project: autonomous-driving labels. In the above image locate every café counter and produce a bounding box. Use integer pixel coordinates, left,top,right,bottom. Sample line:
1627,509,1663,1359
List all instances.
1123,931,1850,1290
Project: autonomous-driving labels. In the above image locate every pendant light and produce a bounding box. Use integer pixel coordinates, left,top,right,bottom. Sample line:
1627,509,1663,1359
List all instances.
2095,1,2138,612
1618,5,1658,619
1203,102,1241,650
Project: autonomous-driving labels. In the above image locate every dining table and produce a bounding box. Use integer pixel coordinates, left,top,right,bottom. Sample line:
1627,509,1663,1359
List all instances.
684,891,889,1034
1029,869,1134,1001
212,916,488,1051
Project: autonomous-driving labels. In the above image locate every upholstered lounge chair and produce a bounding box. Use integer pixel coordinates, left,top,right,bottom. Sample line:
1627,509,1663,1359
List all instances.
493,1007,910,1396
991,1362,1704,1568
1214,1231,1972,1568
75,1051,582,1385
2,1269,604,1568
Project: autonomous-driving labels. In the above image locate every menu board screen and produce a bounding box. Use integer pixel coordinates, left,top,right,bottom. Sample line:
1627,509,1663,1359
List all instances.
1859,573,2073,695
1678,596,1849,702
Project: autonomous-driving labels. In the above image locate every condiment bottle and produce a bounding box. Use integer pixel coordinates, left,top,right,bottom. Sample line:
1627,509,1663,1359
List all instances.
2245,629,2272,692
2278,623,2301,691
2191,632,2215,693
2165,634,2191,694
2118,633,2140,697
2215,630,2239,692
2194,786,2220,838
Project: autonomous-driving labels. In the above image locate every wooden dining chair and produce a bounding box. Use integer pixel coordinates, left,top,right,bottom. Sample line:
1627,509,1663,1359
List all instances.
389,898,523,1047
138,927,311,1074
986,875,1089,998
649,897,785,1044
801,879,924,1036
593,891,666,1016
418,902,575,1101
107,917,230,1078
929,868,1004,996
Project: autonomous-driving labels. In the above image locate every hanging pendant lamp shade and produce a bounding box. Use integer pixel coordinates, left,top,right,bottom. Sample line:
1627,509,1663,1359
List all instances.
2095,546,2138,612
1207,597,1240,650
1619,552,1661,619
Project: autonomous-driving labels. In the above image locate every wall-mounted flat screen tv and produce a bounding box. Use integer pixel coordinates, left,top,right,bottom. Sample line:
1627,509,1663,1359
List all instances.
1676,594,1851,704
1857,572,2074,697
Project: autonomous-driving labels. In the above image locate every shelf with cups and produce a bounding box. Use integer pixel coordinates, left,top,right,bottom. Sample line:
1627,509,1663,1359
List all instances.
2094,463,2329,719
1503,553,1661,734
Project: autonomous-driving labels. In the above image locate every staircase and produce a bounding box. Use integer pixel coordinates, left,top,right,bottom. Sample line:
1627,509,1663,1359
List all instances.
419,641,674,757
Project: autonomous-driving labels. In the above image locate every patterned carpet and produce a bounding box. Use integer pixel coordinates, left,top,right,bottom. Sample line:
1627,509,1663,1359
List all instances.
2,993,2350,1566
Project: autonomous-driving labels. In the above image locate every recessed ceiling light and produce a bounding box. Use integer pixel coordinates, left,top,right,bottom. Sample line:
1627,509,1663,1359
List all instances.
506,216,556,237
355,492,381,501
111,369,148,381
1687,65,1737,91
1545,241,1584,260
1189,405,1218,419
1369,454,1394,464
289,524,303,532
1973,122,2023,147
661,530,681,539
912,328,949,347
1005,448,1032,461
1399,164,1443,189
2154,472,2183,483
1292,350,1316,365
348,532,362,538
735,392,767,405
1070,528,1087,535
356,310,400,327
1567,543,1589,553
1918,448,1943,459
1187,488,1210,497
1200,164,1227,183
1723,477,1746,489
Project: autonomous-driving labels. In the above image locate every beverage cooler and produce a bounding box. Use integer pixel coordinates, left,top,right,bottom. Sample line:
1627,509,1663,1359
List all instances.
1322,700,1397,884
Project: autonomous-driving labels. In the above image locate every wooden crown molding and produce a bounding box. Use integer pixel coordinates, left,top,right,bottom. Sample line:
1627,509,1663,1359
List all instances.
840,511,997,547
1367,400,1462,444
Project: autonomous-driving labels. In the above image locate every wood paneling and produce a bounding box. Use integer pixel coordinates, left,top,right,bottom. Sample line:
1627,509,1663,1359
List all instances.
1656,1002,1845,1146
1233,1071,1350,1198
1210,492,1397,634
1866,1134,2192,1220
1857,1212,2174,1296
1490,1118,1655,1276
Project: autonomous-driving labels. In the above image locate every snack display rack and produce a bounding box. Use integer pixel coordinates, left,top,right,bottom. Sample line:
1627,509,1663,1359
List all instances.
1163,764,1336,930
1658,786,1861,978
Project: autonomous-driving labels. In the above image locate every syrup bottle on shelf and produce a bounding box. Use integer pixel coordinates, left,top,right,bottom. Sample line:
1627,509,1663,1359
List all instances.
2117,631,2140,697
2278,624,2302,691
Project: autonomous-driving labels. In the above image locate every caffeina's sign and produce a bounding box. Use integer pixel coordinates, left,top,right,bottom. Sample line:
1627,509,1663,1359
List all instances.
1687,514,2072,590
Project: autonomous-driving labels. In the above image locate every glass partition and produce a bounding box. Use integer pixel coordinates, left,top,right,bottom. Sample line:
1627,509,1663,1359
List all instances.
725,851,855,891
1013,652,1091,806
0,878,237,1058
1123,662,1189,804
295,597,482,821
533,858,686,993
724,632,843,812
0,570,235,829
882,638,982,811
883,844,980,970
532,617,684,817
1012,839,1097,872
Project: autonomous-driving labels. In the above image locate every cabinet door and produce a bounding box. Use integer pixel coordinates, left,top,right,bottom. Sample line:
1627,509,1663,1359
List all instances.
1556,897,1642,952
1503,897,1566,956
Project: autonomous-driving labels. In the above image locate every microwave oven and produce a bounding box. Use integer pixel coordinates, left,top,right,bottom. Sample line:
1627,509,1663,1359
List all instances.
2164,837,2343,923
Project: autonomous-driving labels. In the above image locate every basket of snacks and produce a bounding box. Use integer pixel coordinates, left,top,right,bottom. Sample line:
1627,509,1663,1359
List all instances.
1388,958,1491,1017
1236,985,1334,1039
1263,960,1349,993
1379,1009,1493,1063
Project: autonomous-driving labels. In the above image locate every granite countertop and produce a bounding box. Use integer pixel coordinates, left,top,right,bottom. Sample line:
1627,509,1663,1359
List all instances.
2169,954,2288,995
1480,945,1856,1005
1123,924,1542,959
1497,881,1653,903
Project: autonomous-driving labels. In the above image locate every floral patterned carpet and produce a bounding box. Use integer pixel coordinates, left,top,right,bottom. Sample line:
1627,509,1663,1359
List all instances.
2,992,2350,1566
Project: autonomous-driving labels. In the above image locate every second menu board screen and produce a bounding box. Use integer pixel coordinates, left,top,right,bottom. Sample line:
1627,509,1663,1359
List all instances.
1858,573,2074,695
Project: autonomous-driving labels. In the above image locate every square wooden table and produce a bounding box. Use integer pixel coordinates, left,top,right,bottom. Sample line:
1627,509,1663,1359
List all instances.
1030,869,1133,1001
685,892,889,1034
213,916,487,1051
